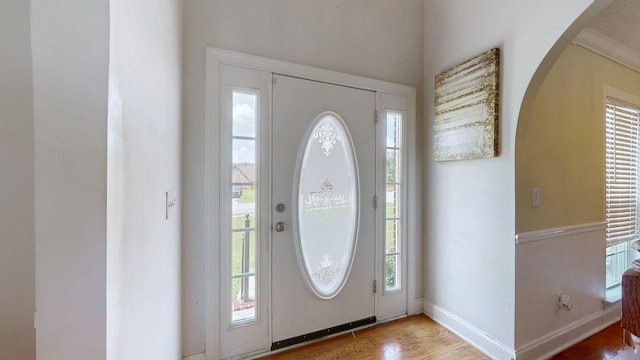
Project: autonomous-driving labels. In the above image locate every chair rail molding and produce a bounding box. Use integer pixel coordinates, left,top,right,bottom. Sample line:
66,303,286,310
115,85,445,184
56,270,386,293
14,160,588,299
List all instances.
515,222,606,245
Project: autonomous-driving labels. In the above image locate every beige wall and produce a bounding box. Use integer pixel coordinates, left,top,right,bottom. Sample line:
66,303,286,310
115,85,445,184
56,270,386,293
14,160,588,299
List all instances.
516,45,640,233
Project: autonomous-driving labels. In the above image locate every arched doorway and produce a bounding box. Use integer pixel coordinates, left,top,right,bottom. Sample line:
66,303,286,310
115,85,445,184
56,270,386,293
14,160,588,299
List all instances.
514,0,640,355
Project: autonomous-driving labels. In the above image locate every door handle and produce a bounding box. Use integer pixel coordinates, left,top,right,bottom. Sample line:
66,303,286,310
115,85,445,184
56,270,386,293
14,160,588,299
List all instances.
275,221,286,232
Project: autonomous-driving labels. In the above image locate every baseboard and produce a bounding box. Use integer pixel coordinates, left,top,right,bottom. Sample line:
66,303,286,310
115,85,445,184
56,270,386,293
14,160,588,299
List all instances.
423,299,622,360
515,302,621,360
422,299,516,360
409,297,424,315
183,353,205,360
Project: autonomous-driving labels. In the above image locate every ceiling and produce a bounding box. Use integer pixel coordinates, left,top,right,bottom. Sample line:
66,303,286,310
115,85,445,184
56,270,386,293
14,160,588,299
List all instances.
588,0,640,51
573,0,640,72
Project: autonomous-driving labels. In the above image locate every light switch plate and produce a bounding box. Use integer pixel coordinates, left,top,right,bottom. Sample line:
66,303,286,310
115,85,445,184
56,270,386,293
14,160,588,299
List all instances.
532,188,541,207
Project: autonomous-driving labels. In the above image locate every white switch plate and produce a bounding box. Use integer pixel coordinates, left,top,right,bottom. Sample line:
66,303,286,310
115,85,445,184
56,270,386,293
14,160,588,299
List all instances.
166,189,177,220
532,188,541,207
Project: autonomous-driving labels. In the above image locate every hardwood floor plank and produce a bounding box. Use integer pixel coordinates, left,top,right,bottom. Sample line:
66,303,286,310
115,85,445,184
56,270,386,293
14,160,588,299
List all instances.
550,322,635,360
259,315,639,359
259,315,489,359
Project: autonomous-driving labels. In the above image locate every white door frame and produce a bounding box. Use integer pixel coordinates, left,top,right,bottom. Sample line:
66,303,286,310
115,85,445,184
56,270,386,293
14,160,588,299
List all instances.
204,47,419,360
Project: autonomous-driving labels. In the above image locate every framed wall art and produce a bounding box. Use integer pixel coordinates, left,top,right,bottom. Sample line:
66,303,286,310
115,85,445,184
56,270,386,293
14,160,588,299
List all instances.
433,48,500,161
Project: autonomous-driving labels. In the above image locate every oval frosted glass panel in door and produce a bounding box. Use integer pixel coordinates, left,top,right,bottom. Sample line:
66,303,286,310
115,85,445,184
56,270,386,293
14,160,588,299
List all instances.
295,112,359,299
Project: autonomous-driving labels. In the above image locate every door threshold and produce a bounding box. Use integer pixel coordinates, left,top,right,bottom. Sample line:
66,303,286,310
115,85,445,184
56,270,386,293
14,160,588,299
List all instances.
271,316,377,351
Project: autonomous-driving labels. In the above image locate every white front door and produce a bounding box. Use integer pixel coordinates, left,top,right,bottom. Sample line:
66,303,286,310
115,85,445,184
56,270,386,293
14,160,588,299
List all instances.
271,74,377,348
208,48,416,360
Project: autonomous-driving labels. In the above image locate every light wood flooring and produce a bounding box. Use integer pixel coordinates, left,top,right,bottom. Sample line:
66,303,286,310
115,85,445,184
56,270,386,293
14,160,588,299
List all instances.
259,315,638,359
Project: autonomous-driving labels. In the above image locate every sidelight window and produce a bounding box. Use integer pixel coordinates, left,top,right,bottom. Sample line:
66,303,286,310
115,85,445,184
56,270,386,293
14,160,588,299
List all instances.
231,90,258,324
384,111,403,292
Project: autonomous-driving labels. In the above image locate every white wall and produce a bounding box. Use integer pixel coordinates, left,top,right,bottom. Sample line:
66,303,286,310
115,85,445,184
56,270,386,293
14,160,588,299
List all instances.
423,0,595,356
0,0,34,358
181,0,424,356
514,225,618,359
107,0,182,359
31,0,109,359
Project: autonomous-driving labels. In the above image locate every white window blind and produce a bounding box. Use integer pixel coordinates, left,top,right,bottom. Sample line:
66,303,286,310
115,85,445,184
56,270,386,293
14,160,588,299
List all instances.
605,99,640,247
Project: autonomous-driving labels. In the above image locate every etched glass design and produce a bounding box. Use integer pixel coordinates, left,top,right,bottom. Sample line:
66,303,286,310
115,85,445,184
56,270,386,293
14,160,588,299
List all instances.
304,179,347,227
295,112,358,299
312,122,341,156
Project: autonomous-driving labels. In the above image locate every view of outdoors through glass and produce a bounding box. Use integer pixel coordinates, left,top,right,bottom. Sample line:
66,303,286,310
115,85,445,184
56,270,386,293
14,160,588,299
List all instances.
231,90,258,323
385,111,402,292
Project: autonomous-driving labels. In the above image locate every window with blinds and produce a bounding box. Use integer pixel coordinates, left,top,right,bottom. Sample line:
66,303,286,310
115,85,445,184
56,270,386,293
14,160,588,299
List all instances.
605,99,640,247
605,98,640,290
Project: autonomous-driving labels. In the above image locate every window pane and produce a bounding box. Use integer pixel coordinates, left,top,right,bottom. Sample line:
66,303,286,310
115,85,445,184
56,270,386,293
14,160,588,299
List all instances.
385,219,400,253
231,219,255,273
386,112,401,148
233,139,256,166
386,149,401,183
384,111,403,292
231,276,256,323
386,185,401,218
231,90,258,324
606,242,627,288
385,255,399,290
233,91,257,138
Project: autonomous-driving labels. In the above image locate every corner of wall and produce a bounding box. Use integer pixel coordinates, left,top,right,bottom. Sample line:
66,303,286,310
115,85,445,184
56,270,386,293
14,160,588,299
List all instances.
422,299,516,360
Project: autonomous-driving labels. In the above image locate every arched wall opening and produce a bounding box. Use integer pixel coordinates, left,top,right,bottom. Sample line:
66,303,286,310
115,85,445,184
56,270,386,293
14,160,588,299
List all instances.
516,0,617,233
512,0,640,354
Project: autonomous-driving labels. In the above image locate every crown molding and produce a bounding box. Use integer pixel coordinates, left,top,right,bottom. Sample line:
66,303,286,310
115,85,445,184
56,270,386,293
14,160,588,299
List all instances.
573,27,640,73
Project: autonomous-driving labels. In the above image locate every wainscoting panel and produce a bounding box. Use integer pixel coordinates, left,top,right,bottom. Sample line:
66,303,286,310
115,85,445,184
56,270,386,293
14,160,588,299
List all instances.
514,222,619,360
